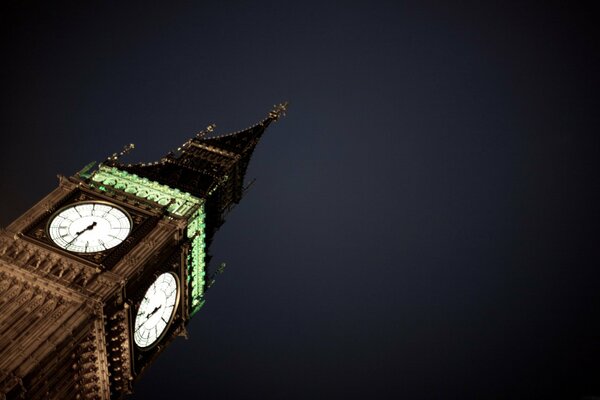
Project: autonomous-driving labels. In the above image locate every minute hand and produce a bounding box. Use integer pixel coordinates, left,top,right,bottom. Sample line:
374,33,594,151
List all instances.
65,221,98,249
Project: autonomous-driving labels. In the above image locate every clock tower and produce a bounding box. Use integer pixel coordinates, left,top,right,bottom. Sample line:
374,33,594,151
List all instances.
0,103,287,399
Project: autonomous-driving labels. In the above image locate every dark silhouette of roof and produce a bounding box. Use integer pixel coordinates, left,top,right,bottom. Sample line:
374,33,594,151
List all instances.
105,103,287,211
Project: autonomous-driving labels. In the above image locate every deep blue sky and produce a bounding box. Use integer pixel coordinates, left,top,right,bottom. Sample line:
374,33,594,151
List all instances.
1,2,599,399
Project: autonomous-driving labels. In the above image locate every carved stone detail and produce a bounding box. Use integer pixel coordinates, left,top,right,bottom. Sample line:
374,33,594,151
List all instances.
0,232,101,292
73,321,110,400
106,307,133,395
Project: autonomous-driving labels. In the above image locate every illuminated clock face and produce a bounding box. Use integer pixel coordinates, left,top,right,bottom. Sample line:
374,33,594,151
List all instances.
134,272,179,349
48,202,131,253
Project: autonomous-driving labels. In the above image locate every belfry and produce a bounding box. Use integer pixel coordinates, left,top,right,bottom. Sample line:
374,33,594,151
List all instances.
0,103,287,399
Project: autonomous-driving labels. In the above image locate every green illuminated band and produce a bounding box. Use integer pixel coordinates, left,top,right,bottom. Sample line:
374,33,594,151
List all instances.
91,165,201,217
187,207,206,316
90,165,207,316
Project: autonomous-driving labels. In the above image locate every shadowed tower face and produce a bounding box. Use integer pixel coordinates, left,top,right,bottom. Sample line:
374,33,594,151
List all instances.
0,104,286,400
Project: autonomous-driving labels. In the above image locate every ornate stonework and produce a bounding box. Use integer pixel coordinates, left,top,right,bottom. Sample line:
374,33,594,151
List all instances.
0,105,286,399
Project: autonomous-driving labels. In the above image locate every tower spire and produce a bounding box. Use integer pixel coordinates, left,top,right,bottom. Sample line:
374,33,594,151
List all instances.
102,103,287,224
269,101,288,121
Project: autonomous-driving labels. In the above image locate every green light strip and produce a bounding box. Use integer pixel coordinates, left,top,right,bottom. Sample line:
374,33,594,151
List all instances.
187,207,206,316
90,165,201,217
90,165,207,316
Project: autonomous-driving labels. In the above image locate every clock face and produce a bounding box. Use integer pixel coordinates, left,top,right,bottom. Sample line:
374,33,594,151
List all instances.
47,201,131,253
133,272,179,349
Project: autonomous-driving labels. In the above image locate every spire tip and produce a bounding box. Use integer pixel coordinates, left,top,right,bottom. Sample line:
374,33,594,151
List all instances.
269,102,288,121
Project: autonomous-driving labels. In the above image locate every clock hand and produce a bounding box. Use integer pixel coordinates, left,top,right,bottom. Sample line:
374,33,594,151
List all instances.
145,305,162,320
136,305,163,331
65,222,98,249
75,221,97,236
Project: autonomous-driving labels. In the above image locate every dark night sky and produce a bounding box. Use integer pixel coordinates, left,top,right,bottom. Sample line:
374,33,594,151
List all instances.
1,2,599,399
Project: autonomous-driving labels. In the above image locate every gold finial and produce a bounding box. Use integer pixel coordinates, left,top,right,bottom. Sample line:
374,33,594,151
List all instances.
269,102,288,121
108,143,135,162
122,143,135,155
196,124,216,138
118,143,135,157
217,262,226,274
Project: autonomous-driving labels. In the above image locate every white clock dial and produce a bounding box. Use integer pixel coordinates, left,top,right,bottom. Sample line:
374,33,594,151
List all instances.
48,202,131,253
134,272,179,349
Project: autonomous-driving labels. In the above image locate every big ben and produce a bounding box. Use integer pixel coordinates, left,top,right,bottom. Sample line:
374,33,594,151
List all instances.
0,103,287,399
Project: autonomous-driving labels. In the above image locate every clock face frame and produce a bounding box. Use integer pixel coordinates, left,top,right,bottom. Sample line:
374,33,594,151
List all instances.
133,272,180,350
47,201,132,253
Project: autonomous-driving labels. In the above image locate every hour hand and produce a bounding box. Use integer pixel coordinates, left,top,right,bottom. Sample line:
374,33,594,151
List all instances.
146,305,162,320
75,221,97,236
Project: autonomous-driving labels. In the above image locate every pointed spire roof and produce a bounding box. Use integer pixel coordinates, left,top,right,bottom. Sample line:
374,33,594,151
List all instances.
104,103,287,200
